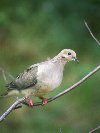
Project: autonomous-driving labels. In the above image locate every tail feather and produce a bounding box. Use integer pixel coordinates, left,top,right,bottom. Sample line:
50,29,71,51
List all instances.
0,82,19,97
0,69,13,97
0,69,19,97
2,70,8,84
1,69,15,84
6,81,18,90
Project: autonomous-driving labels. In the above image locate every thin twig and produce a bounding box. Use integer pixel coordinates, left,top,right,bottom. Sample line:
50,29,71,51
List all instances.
84,20,100,46
0,97,25,122
0,65,100,122
60,128,62,133
89,125,100,133
84,20,100,133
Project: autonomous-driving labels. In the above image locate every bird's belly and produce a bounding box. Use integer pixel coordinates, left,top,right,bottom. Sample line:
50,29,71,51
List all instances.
21,84,53,97
39,74,62,90
35,83,52,97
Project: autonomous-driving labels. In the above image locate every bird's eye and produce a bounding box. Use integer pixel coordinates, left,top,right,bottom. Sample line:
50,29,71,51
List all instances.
68,52,71,55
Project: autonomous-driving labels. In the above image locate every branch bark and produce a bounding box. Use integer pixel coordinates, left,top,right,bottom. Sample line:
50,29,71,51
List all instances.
0,65,100,122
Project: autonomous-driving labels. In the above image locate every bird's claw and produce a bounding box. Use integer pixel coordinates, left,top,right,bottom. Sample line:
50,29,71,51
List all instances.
38,96,48,105
42,99,47,105
25,98,34,107
28,99,34,107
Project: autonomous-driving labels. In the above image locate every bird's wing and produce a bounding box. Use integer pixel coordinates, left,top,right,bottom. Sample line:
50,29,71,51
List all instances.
6,64,38,90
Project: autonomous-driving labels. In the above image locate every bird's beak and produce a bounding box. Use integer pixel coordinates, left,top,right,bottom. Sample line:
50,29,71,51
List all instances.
73,57,79,63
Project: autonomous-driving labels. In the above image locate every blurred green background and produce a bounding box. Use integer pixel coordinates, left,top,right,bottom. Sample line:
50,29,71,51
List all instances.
0,0,100,133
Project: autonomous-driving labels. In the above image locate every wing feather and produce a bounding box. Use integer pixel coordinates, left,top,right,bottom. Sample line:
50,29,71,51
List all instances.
6,65,38,90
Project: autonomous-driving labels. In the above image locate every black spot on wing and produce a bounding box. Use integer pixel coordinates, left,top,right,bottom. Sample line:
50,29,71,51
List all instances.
16,75,20,79
26,67,33,72
16,66,34,79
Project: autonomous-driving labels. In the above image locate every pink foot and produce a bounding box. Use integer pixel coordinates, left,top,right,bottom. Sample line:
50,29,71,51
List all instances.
42,99,47,105
26,98,34,107
39,97,48,106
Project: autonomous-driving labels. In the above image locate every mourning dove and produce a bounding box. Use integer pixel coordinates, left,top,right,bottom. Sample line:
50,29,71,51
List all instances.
2,49,79,107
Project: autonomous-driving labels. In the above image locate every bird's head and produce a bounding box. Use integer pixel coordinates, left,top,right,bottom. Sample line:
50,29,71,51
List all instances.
58,49,79,63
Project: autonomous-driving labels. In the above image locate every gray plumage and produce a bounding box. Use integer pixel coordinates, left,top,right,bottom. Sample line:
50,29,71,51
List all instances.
6,65,38,90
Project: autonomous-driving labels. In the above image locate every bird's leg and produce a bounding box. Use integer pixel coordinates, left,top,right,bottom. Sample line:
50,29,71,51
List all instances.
25,97,34,107
39,96,48,105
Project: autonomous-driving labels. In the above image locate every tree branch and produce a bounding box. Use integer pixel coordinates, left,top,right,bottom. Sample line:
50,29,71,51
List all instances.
89,125,100,133
84,20,100,133
84,20,100,46
0,65,100,122
60,128,62,133
0,97,25,122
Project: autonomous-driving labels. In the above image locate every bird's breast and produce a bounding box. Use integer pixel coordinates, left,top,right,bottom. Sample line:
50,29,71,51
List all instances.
37,62,64,91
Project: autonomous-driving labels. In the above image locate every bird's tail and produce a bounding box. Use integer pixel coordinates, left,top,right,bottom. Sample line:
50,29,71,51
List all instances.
0,68,15,97
1,69,15,84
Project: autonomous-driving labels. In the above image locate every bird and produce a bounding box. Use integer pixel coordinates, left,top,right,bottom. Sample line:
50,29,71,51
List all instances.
1,49,79,107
